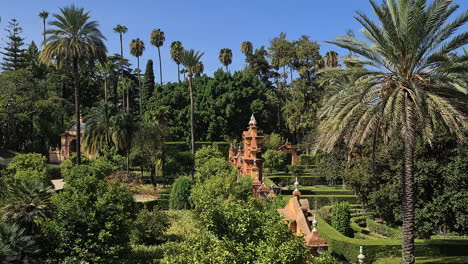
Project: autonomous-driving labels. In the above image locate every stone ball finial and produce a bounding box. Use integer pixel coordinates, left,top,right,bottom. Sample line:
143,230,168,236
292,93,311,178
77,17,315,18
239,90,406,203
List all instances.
294,177,299,188
358,246,365,263
249,114,257,125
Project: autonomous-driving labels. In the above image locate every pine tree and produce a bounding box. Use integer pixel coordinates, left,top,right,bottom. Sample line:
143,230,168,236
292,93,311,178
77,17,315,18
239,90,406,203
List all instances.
142,59,155,106
25,41,44,78
1,18,27,71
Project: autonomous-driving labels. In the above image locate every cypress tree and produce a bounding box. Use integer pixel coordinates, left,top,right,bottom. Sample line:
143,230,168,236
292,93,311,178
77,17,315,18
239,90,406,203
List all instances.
142,59,155,106
1,18,27,71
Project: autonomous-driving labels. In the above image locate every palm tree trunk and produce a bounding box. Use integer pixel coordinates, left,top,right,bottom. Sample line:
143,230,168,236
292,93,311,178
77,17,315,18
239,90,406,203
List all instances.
177,64,180,83
126,87,130,112
104,76,108,102
138,56,142,115
73,58,81,165
42,19,46,45
402,106,416,264
158,47,163,86
126,150,130,176
188,72,195,180
120,33,124,78
226,65,228,73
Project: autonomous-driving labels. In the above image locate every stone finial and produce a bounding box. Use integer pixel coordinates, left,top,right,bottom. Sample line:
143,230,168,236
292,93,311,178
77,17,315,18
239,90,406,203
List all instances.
312,214,318,232
294,177,299,189
293,177,301,196
249,114,257,126
358,246,365,263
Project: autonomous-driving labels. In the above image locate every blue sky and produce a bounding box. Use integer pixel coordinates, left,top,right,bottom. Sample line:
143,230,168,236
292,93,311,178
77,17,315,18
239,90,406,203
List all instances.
1,0,467,82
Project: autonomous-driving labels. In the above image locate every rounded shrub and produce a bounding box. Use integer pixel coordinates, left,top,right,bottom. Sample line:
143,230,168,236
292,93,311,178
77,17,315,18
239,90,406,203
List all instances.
131,207,170,245
194,145,223,170
169,176,193,210
263,150,287,172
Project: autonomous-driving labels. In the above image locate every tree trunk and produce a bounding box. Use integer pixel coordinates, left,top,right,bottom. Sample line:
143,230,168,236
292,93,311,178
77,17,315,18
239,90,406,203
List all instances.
150,166,156,186
177,64,180,83
126,150,130,176
158,47,163,86
402,106,416,264
73,58,81,165
188,72,195,180
226,65,228,73
43,20,46,45
138,56,142,115
126,86,130,112
104,76,108,102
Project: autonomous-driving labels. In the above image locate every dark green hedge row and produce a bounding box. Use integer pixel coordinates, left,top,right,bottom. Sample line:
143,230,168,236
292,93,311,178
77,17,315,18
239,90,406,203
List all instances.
315,214,468,263
281,189,354,196
164,141,229,158
135,199,169,210
267,176,328,186
366,218,401,239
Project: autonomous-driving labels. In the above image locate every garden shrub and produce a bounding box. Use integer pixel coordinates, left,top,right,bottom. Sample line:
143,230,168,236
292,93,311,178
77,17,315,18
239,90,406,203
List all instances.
46,164,61,179
169,176,193,210
298,154,315,166
318,206,332,223
263,150,286,172
262,133,283,151
331,201,352,237
194,145,223,170
195,157,233,183
6,153,49,183
366,218,401,239
131,207,170,245
163,151,193,177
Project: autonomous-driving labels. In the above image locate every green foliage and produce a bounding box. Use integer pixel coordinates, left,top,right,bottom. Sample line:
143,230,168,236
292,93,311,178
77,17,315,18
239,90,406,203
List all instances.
366,218,401,239
0,19,27,71
5,153,49,183
0,222,40,263
131,207,169,245
262,133,282,151
163,151,193,177
195,157,233,183
194,145,223,170
331,201,352,237
263,149,287,172
297,154,315,165
41,175,136,263
169,176,193,210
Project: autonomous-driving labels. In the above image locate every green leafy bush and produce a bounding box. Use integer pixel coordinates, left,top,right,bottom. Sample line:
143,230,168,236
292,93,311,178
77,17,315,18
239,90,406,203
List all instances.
169,176,193,210
366,218,401,239
262,133,283,151
131,208,170,245
6,153,49,183
41,175,136,263
331,201,352,237
194,145,223,170
195,157,233,183
163,152,193,177
263,150,287,172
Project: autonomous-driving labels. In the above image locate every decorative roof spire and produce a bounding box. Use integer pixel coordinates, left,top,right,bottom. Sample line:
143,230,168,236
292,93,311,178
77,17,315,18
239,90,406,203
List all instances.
249,114,257,126
312,214,318,232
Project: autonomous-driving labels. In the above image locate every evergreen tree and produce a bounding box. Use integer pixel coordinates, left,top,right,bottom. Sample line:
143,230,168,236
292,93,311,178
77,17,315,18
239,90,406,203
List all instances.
1,18,27,71
142,59,155,107
25,41,43,78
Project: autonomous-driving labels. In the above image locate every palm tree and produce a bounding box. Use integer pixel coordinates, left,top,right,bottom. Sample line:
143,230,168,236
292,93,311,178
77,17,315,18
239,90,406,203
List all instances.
40,5,107,165
38,11,48,45
129,38,145,115
324,50,339,68
150,29,165,86
118,78,133,112
241,41,253,57
194,61,204,77
1,180,55,232
170,41,184,82
111,112,136,175
113,24,128,79
315,1,468,263
219,48,233,72
0,223,40,262
96,60,116,101
180,68,188,81
83,101,116,154
176,49,204,177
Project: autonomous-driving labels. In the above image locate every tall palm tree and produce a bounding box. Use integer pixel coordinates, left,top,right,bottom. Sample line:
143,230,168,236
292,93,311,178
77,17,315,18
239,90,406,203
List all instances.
241,41,253,57
38,11,48,45
40,5,107,165
96,60,116,101
176,49,204,177
83,101,116,154
315,1,468,263
194,61,204,77
150,29,165,86
113,24,128,79
170,41,184,83
111,112,136,176
1,180,55,232
219,48,233,72
118,78,133,112
180,68,188,81
129,38,145,115
324,50,339,68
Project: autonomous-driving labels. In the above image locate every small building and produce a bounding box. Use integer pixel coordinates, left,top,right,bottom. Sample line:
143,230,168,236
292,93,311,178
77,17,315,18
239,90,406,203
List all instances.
49,118,86,163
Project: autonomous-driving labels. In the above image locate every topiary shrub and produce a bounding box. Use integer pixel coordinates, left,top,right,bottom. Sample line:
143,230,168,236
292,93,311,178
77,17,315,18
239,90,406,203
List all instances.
131,207,170,245
169,176,193,210
263,150,287,172
331,201,352,237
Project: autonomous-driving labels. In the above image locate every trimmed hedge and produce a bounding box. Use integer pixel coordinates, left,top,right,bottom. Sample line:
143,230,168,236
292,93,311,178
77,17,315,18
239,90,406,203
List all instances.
315,214,468,263
366,218,401,239
136,199,169,210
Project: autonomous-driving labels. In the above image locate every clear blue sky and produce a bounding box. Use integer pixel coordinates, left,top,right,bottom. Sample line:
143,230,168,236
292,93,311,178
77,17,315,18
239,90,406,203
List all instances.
1,0,467,82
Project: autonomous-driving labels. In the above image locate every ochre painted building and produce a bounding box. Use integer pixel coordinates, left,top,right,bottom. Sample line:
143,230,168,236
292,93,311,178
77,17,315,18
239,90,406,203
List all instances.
49,118,86,163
